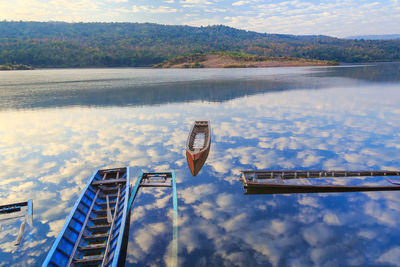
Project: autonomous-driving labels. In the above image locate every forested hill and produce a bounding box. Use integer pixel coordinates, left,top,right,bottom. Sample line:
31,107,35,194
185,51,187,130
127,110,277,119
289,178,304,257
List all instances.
0,21,399,67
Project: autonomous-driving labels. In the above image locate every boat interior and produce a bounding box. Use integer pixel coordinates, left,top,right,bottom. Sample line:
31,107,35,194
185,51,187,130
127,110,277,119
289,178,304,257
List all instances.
188,121,209,152
47,168,128,266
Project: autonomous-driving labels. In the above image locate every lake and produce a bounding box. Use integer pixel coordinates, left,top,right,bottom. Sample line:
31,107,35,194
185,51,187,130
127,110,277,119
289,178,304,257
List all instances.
1,63,400,266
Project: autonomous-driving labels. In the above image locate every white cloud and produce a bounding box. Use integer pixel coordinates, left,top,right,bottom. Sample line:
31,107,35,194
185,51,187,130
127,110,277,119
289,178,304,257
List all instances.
136,222,167,252
0,0,399,36
220,213,248,232
377,247,400,267
180,0,212,7
297,151,322,167
179,184,217,204
132,5,177,13
2,67,400,265
222,0,400,36
364,201,400,226
303,223,333,247
216,193,235,210
269,219,287,236
193,202,218,220
232,1,250,6
323,213,341,226
298,196,320,208
46,218,66,238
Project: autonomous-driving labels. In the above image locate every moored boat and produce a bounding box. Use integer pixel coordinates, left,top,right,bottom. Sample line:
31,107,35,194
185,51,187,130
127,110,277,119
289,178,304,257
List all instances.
186,121,211,176
0,200,32,218
0,199,33,246
127,171,178,267
241,170,400,194
42,167,130,267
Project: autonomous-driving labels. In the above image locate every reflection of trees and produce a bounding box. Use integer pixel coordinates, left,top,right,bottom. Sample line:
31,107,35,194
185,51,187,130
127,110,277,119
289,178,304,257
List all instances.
0,78,324,110
311,62,400,82
1,63,399,110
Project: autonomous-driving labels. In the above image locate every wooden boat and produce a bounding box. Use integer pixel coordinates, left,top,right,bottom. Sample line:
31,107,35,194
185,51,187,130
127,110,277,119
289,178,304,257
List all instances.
241,170,400,194
42,167,130,267
0,200,32,217
186,121,211,176
0,199,33,246
127,172,178,267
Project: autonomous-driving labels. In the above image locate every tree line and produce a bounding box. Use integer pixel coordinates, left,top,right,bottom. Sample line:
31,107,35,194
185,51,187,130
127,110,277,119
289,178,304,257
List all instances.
0,21,399,67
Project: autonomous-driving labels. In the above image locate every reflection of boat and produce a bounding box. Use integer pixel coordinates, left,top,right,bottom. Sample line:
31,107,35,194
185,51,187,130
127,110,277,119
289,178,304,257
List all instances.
186,121,211,176
42,167,130,267
0,200,33,246
241,170,400,194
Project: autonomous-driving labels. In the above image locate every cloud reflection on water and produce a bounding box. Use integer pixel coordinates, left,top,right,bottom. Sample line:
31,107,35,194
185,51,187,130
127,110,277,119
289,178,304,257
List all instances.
1,65,400,266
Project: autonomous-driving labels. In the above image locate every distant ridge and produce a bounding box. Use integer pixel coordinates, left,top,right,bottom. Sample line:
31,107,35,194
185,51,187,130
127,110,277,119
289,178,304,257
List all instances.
0,21,399,67
346,34,400,40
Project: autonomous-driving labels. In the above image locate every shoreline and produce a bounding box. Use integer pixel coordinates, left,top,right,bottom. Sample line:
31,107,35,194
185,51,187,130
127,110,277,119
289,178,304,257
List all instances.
0,64,34,71
154,53,339,68
2,61,399,71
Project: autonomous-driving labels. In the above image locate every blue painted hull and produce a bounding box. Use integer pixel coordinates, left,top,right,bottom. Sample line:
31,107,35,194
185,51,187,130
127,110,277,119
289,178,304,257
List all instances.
42,167,130,267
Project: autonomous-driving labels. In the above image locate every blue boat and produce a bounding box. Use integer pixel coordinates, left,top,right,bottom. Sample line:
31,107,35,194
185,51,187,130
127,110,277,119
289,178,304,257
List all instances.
42,167,130,267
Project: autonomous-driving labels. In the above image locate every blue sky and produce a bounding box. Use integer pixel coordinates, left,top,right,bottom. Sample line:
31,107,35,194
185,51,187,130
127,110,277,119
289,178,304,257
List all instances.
1,0,399,37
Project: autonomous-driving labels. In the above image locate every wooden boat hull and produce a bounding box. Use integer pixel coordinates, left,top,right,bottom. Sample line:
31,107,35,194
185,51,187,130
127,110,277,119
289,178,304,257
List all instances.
42,167,130,267
1,199,33,246
127,172,179,267
241,170,400,194
241,170,400,179
0,200,32,218
186,121,211,176
244,182,400,194
186,145,211,176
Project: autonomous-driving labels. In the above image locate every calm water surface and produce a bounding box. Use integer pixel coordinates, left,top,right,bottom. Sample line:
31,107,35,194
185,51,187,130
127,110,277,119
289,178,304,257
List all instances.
1,63,400,266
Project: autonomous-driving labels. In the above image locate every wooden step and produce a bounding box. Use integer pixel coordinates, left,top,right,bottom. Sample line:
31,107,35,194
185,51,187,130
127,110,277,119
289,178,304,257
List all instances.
87,224,110,230
92,208,113,214
79,244,106,251
96,201,117,206
99,187,119,192
90,216,108,221
74,257,104,264
92,179,126,186
140,182,172,187
98,193,120,198
83,233,109,240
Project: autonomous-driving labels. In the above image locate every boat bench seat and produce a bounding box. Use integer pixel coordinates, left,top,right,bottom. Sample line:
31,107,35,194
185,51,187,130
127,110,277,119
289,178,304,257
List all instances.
92,179,126,186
